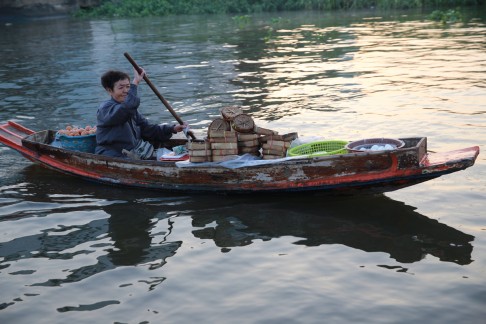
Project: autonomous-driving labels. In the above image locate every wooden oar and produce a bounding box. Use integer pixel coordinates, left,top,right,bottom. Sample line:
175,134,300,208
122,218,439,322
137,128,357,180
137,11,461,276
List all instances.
124,52,196,140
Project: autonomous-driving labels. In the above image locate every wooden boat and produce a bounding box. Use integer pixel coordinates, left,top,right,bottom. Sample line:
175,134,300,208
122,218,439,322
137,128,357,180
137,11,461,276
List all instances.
0,121,479,194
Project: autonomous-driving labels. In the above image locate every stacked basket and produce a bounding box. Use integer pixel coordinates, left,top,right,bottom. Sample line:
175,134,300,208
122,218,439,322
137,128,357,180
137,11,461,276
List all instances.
287,140,348,158
188,106,322,162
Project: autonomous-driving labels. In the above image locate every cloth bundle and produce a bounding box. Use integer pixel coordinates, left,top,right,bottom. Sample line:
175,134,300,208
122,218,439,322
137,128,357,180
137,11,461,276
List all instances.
122,139,154,160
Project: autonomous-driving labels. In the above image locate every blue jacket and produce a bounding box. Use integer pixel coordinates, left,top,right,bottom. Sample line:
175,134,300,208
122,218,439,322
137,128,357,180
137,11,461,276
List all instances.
95,84,175,157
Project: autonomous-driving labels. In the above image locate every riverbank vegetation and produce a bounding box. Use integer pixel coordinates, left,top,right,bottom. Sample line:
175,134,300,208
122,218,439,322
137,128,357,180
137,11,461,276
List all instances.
74,0,483,18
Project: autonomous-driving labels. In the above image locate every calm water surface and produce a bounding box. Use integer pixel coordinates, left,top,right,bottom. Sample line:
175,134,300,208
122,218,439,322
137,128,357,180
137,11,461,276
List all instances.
0,8,485,324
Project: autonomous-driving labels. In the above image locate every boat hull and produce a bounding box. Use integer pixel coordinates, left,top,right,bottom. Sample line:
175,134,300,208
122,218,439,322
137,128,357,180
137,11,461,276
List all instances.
0,121,480,194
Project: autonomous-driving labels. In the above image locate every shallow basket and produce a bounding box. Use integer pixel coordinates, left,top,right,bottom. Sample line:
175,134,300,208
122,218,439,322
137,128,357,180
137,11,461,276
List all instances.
54,132,96,153
345,138,405,153
287,140,348,157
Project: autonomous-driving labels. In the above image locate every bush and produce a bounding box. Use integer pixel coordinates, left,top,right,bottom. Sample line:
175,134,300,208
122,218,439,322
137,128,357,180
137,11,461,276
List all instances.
73,0,485,18
429,8,463,22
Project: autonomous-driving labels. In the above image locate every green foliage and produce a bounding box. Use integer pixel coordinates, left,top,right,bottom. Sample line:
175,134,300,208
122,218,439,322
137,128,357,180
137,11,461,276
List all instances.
73,0,484,18
232,14,253,28
428,9,463,23
74,0,173,17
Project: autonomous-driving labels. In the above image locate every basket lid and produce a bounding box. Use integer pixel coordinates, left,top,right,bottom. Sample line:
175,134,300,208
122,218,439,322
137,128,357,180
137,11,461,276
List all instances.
232,114,255,133
208,118,230,133
221,106,243,121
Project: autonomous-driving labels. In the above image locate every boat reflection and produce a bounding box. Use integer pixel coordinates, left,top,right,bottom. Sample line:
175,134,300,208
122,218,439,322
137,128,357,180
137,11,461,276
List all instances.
189,194,474,265
105,203,182,268
0,166,182,287
0,164,475,289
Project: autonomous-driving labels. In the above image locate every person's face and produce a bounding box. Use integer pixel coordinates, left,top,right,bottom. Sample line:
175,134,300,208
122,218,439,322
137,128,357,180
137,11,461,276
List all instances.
107,78,130,103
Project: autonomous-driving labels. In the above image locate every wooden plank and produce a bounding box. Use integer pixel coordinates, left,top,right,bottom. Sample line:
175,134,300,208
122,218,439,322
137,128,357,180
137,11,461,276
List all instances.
212,149,239,156
237,133,260,141
208,130,236,138
211,142,238,150
209,137,238,143
238,139,260,147
189,150,212,157
188,141,210,150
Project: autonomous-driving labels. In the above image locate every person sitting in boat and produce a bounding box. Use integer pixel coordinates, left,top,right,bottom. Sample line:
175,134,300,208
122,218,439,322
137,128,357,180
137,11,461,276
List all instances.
96,68,187,159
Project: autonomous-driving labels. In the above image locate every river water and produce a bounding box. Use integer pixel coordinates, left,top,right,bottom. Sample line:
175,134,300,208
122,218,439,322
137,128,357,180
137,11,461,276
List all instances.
0,8,485,324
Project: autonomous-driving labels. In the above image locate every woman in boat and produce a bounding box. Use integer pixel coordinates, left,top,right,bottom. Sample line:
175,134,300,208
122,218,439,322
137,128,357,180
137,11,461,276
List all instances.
95,68,187,159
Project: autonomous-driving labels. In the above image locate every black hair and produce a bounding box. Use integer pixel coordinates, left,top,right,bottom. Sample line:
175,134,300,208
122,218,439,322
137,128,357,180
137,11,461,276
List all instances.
101,70,130,90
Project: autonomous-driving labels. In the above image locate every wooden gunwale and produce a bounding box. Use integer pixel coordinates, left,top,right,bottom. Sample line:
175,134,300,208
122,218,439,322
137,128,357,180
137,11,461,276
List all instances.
0,121,479,194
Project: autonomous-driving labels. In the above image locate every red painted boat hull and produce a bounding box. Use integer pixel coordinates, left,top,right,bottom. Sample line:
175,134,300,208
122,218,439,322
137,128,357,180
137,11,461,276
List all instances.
0,121,479,194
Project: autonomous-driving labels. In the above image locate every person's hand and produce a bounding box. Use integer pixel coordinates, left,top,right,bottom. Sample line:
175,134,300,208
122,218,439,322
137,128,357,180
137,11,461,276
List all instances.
133,67,146,85
173,122,188,133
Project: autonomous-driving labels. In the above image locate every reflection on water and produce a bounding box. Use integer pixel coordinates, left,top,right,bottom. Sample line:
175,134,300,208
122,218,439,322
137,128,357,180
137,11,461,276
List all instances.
190,195,474,265
0,167,181,289
0,166,474,294
1,11,484,136
107,204,178,268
